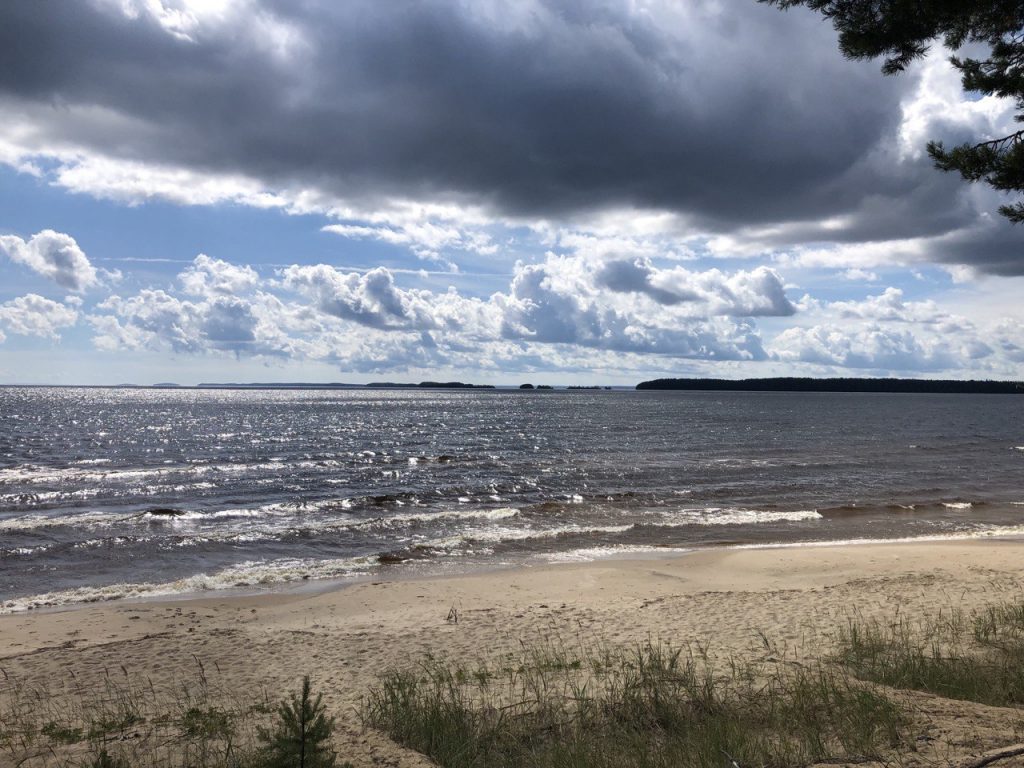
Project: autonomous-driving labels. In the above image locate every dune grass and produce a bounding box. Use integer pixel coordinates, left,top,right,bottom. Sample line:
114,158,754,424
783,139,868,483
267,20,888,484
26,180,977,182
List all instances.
362,639,907,768
837,601,1024,707
11,597,1024,767
0,662,349,768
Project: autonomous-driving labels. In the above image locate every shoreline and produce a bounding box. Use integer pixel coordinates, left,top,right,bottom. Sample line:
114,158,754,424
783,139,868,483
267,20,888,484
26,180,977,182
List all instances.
5,526,1024,617
4,538,1024,765
5,536,1024,664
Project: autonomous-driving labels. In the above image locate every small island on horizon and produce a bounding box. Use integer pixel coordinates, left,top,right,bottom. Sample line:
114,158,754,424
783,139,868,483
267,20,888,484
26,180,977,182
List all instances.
636,377,1024,394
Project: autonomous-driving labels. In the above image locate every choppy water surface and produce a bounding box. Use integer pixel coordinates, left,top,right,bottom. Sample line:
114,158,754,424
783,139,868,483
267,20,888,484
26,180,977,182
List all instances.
2,386,1024,611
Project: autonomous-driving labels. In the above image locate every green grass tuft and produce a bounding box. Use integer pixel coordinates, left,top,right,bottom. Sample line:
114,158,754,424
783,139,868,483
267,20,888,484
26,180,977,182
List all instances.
838,601,1024,707
362,640,907,768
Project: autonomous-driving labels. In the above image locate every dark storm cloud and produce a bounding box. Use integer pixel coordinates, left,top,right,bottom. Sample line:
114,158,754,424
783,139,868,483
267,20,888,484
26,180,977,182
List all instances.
0,0,908,223
937,219,1024,276
0,0,1018,271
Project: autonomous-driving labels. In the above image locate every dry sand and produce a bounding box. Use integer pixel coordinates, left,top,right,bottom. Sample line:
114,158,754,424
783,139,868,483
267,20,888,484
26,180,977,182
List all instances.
3,539,1024,766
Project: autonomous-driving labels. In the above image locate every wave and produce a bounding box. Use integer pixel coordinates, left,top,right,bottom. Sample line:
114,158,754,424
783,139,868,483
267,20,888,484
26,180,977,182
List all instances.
541,523,1024,563
642,508,822,527
540,545,696,563
0,510,128,532
139,503,313,522
0,504,304,532
0,498,525,538
0,555,375,614
1,482,223,508
0,456,384,487
0,465,175,486
143,503,522,531
418,523,635,553
816,500,992,516
1,543,54,557
728,524,1024,551
353,506,520,530
8,520,1024,613
0,503,820,538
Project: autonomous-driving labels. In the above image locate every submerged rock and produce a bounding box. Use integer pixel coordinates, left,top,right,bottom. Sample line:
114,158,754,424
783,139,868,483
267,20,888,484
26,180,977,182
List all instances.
146,507,185,517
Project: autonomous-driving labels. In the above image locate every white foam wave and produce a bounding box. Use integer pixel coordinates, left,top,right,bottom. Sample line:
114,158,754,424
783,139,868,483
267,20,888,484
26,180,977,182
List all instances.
544,524,1024,562
73,535,148,550
142,503,303,522
0,458,359,487
942,502,973,509
9,523,1024,614
0,555,373,614
424,522,633,550
0,510,127,531
356,507,520,530
0,466,176,485
541,545,695,563
648,508,822,527
2,544,54,556
729,525,1024,551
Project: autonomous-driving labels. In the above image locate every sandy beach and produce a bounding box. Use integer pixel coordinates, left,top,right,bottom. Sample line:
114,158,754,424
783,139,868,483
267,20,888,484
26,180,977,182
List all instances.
4,539,1024,766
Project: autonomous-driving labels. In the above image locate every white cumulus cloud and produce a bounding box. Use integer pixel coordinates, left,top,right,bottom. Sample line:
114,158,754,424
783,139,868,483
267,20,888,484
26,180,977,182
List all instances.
0,230,100,292
0,294,80,340
180,254,260,297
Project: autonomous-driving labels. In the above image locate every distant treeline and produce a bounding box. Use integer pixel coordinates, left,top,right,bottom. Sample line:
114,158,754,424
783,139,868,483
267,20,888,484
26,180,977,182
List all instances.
636,377,1024,394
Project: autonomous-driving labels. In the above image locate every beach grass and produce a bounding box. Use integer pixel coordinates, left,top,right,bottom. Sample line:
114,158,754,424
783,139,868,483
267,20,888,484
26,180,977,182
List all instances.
362,638,907,768
12,597,1024,766
0,660,348,768
838,600,1024,707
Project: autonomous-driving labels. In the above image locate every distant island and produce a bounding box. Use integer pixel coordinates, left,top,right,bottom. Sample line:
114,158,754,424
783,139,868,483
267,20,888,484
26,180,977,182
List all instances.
636,377,1024,394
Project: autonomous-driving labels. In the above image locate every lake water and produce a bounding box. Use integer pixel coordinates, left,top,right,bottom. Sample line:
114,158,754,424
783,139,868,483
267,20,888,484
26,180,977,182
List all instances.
2,386,1024,611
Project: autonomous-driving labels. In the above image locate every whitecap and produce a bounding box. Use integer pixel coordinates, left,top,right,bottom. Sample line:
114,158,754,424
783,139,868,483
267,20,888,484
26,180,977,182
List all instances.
646,508,822,527
0,555,373,614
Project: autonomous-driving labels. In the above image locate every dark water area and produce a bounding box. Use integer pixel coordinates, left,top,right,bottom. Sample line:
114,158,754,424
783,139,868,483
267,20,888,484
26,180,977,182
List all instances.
2,386,1024,611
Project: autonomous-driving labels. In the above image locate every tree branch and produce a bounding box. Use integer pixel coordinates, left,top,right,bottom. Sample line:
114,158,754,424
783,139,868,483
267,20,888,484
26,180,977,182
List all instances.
956,743,1024,768
973,129,1024,152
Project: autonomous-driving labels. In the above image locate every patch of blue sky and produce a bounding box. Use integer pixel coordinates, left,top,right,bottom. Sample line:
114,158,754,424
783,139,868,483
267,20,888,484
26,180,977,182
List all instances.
0,167,440,286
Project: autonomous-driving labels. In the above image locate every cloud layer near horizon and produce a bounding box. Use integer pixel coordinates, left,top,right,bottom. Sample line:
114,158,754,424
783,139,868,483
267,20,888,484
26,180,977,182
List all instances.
2,236,1021,379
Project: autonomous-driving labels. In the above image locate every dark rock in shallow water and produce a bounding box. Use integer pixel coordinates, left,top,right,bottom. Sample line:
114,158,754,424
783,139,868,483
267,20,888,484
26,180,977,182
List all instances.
377,552,408,565
146,508,185,517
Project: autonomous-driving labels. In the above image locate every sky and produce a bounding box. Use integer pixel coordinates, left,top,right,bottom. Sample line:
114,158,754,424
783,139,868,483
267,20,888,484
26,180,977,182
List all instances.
0,0,1021,386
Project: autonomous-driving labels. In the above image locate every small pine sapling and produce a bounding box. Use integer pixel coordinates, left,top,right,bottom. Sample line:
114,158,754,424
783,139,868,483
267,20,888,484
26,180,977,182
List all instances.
88,750,129,768
258,676,337,768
